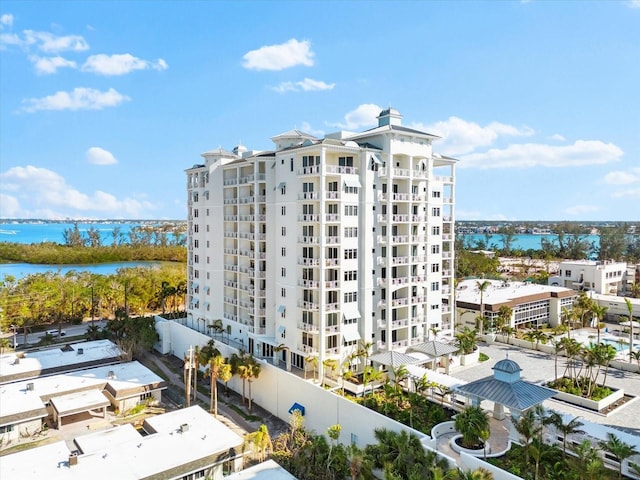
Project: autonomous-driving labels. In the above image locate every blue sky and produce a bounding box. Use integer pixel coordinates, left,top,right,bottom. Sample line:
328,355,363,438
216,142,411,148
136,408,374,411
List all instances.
1,0,639,221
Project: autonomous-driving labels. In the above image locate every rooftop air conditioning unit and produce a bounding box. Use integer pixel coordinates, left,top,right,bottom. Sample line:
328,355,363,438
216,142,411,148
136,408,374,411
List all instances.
77,348,84,355
180,423,189,433
26,383,34,391
107,371,115,379
69,453,78,466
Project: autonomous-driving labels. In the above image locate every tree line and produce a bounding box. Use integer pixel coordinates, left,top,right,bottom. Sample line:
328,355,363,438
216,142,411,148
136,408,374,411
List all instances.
0,264,186,341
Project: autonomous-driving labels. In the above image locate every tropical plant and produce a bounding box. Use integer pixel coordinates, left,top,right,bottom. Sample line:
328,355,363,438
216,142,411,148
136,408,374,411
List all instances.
243,424,272,463
454,405,489,449
363,365,384,396
591,303,608,343
624,298,635,364
455,326,479,355
598,432,639,480
546,412,585,458
305,354,319,382
206,353,225,416
512,409,541,464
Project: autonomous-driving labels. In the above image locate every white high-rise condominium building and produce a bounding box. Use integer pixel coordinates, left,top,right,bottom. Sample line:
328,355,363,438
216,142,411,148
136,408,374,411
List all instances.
185,108,457,374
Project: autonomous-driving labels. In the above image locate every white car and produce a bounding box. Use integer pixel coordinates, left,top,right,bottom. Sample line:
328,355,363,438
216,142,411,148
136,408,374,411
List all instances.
45,329,66,337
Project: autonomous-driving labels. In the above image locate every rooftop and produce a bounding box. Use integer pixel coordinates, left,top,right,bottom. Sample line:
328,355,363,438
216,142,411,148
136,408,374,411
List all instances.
456,279,574,309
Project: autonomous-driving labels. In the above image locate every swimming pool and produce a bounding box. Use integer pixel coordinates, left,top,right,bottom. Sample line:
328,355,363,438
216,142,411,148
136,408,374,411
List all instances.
600,338,640,353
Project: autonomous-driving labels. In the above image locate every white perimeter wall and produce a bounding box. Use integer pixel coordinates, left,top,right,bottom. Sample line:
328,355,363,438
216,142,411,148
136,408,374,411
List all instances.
155,317,456,466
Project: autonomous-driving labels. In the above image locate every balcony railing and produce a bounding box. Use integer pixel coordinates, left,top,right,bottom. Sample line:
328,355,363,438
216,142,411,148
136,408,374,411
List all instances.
326,165,358,175
298,192,319,200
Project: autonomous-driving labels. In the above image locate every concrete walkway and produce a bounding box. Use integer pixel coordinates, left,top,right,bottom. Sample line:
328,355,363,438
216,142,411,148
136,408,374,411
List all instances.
435,417,510,463
450,340,640,437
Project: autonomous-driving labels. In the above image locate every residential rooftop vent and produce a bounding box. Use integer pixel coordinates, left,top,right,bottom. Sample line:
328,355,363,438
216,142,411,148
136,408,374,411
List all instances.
77,348,84,355
26,383,34,391
180,423,189,433
107,370,115,379
68,453,78,466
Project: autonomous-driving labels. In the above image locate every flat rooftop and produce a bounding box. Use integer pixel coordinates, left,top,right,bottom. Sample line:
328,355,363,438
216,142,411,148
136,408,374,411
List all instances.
456,279,574,310
226,459,298,480
0,361,164,424
0,406,245,480
0,339,122,384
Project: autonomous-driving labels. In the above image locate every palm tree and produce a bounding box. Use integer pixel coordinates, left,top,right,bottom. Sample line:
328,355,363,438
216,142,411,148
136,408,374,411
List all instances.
363,365,384,396
454,405,489,449
591,303,608,343
500,326,516,345
561,306,575,339
243,424,272,463
452,468,495,480
245,355,262,412
455,326,479,355
546,412,584,457
0,337,11,354
347,443,372,480
322,358,339,386
512,409,541,464
574,440,604,480
598,432,639,480
551,337,565,381
496,305,513,336
624,298,635,364
476,280,491,335
206,354,225,416
305,354,319,382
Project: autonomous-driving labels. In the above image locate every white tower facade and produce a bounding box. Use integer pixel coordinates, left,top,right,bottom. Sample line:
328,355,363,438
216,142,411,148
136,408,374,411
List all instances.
185,108,457,375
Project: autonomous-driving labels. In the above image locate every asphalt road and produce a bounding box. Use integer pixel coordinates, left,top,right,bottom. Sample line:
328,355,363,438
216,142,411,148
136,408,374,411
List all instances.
3,320,108,348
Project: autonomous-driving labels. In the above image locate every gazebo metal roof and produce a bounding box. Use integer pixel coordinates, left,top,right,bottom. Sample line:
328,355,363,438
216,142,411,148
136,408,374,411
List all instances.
408,340,459,358
368,351,424,368
454,358,557,411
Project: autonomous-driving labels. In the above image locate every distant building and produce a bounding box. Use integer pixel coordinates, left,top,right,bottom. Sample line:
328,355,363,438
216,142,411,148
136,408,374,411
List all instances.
185,107,457,377
456,279,576,329
0,406,245,480
548,260,626,295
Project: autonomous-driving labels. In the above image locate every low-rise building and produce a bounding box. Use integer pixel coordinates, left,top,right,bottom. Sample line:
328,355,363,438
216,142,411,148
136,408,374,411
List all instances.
0,406,245,480
549,260,626,295
0,339,123,385
456,279,576,330
0,361,165,444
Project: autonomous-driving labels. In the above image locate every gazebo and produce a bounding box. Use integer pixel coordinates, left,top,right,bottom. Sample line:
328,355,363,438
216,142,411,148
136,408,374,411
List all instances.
368,350,424,369
407,340,459,373
453,358,557,441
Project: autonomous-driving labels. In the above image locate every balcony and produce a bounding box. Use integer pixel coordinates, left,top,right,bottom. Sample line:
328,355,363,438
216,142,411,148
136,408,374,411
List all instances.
326,165,358,175
392,339,409,349
298,300,319,311
325,258,339,267
391,256,408,265
224,232,238,238
411,255,426,263
300,344,318,354
377,278,387,287
298,192,319,200
392,214,409,223
238,174,255,184
411,295,427,303
391,318,409,328
223,178,238,186
298,257,320,266
413,170,428,179
411,275,426,282
298,279,319,288
377,319,387,329
391,297,408,306
391,235,409,244
411,194,427,201
298,166,320,175
325,280,339,289
411,214,428,222
224,197,237,205
223,296,238,305
325,236,340,244
390,277,409,286
224,264,238,272
434,175,453,183
411,235,427,243
298,214,320,222
223,280,238,288
298,236,319,244
325,214,340,222
325,302,340,311
325,191,340,200
224,215,238,221
224,248,238,255
298,322,319,333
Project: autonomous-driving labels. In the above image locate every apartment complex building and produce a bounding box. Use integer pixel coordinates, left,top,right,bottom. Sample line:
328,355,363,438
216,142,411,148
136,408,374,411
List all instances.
185,108,456,375
549,260,626,295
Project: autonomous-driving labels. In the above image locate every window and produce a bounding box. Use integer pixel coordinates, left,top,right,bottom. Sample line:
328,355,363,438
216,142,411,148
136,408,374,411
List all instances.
206,240,210,247
431,244,440,254
432,226,440,235
281,205,286,215
281,247,286,256
282,226,286,236
291,159,294,171
431,304,440,310
206,208,209,216
344,227,358,237
281,288,286,297
344,291,358,302
194,239,199,248
344,270,357,281
431,263,440,273
338,156,354,167
432,191,441,198
194,254,199,264
281,267,286,277
431,282,440,291
194,270,199,279
207,256,210,264
565,270,572,277
302,155,320,167
432,207,440,216
0,424,14,434
345,249,358,259
194,224,199,233
344,205,358,216
140,391,153,401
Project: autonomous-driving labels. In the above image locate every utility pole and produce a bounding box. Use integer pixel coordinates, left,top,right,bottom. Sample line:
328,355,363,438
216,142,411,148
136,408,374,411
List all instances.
90,285,95,326
185,345,194,407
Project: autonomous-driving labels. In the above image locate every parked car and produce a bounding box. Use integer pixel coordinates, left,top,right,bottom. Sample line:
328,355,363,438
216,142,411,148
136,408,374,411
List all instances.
45,329,66,337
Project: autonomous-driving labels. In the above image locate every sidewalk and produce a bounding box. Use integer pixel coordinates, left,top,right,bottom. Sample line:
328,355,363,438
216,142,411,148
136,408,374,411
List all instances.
137,350,289,439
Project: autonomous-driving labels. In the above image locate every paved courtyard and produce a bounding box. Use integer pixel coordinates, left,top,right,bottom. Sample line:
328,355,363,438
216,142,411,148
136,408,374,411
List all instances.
449,340,640,437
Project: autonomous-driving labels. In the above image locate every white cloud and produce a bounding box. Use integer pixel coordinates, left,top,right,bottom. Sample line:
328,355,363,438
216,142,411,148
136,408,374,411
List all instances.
0,165,155,218
611,187,640,198
418,116,535,156
603,170,638,185
29,55,77,74
242,38,314,71
86,147,118,165
0,32,21,49
628,0,640,8
23,29,89,52
459,140,623,169
565,205,600,216
0,13,14,27
273,77,335,93
82,53,168,76
330,104,381,130
550,133,565,141
21,87,130,112
299,121,325,138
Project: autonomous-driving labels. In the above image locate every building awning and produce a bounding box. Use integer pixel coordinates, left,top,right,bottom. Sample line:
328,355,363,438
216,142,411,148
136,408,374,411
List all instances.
342,305,361,320
277,325,286,335
370,153,384,165
343,178,362,189
342,323,361,342
288,402,305,416
277,305,286,313
277,182,286,190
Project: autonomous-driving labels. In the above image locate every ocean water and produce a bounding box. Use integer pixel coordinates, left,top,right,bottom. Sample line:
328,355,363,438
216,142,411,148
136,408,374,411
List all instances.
0,261,164,280
0,221,181,245
462,233,600,251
